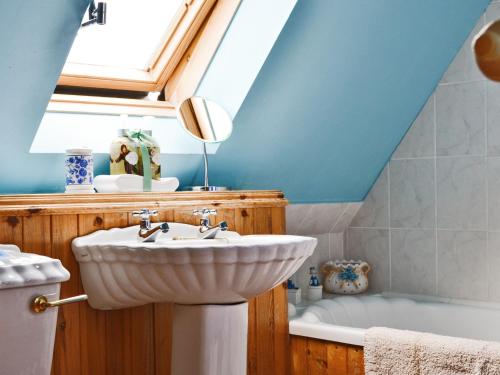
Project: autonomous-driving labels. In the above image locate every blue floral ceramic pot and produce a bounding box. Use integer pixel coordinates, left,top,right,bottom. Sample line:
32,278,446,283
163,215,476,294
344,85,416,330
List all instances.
321,260,371,294
65,148,95,193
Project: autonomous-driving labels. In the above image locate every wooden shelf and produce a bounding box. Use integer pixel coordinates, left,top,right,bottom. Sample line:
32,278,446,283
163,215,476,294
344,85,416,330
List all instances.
0,190,287,216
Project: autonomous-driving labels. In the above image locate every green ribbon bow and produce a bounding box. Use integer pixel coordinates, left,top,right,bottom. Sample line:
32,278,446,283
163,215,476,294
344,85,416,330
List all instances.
125,130,155,192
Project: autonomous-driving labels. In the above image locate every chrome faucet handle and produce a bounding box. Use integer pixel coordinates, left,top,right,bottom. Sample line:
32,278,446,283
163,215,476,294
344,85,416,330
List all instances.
193,208,217,228
132,209,168,242
193,208,217,218
132,208,159,220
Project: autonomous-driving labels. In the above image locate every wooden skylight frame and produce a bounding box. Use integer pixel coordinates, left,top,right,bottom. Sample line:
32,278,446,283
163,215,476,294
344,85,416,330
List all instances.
48,0,240,116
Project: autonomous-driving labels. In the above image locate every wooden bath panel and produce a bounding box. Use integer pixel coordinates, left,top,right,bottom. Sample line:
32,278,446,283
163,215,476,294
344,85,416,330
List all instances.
0,191,289,375
290,335,364,375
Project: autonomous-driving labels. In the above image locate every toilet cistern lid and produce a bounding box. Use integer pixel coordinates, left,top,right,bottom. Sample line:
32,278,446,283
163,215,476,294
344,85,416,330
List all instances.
0,245,70,290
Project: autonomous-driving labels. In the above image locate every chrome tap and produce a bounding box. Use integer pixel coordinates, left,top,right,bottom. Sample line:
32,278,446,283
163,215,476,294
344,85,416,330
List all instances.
132,209,169,242
193,208,228,239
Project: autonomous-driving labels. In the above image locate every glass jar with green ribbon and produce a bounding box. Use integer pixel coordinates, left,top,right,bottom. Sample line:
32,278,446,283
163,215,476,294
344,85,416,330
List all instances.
109,129,161,191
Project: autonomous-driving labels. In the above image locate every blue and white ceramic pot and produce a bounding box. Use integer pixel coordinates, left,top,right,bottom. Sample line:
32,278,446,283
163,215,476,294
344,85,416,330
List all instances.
65,148,95,194
321,260,371,294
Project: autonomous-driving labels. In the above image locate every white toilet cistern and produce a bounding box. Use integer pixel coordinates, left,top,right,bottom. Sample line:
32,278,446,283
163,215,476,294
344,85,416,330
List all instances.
0,245,87,375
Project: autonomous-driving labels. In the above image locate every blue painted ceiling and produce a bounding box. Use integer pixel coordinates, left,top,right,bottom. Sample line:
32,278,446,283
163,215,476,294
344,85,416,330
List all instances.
0,0,491,201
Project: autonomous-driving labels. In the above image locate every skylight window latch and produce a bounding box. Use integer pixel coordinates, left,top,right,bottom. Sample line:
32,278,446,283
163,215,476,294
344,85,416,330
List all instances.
81,1,107,27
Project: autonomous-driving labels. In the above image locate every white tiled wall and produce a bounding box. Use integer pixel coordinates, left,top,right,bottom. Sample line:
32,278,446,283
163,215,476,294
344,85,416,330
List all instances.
286,203,361,291
347,2,500,301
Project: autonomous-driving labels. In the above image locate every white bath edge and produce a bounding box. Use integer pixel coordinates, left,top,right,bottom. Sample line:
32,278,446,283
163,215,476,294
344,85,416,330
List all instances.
289,319,365,346
288,293,500,347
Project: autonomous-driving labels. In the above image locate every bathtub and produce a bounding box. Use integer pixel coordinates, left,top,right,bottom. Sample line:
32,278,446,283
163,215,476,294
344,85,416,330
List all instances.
289,294,500,346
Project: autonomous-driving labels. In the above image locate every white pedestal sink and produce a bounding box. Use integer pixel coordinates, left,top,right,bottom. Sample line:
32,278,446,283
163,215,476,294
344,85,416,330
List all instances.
72,223,316,374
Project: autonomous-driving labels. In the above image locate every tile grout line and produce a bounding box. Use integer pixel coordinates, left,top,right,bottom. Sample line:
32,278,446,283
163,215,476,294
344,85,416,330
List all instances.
388,161,392,291
481,10,491,301
485,76,491,300
482,6,491,299
330,203,351,260
438,78,486,87
345,227,349,261
433,93,439,296
392,154,487,161
328,231,332,261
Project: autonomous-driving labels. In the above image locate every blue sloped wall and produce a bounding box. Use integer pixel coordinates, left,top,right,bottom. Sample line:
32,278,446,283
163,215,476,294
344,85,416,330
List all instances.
0,0,90,193
201,0,490,202
0,0,491,202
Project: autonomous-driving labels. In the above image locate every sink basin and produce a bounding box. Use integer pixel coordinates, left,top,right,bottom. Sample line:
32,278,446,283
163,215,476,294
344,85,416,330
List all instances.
72,222,316,375
72,223,316,309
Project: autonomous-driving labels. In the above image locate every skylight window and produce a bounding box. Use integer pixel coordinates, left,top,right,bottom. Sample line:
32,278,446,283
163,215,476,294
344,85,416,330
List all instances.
66,0,183,71
51,0,241,115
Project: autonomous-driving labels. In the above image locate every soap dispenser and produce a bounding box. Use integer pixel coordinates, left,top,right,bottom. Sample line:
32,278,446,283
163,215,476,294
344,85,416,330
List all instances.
307,266,323,301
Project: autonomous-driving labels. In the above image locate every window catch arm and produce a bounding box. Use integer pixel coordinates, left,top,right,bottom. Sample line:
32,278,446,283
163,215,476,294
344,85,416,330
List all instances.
81,1,106,27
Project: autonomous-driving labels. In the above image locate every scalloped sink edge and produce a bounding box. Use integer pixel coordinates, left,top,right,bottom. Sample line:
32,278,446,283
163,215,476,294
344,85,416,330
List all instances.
72,223,316,309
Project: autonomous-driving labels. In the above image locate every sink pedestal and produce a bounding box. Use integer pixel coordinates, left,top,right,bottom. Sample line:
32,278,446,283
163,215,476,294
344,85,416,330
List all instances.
171,302,248,375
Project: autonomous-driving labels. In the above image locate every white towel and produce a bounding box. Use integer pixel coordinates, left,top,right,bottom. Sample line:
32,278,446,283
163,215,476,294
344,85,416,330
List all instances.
364,327,500,375
94,175,179,193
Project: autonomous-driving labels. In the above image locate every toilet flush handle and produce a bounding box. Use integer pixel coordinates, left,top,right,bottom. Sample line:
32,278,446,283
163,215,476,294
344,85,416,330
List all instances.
31,294,88,313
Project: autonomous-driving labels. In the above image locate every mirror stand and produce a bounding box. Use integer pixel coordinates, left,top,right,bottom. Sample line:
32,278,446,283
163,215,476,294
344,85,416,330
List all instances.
187,143,228,192
176,96,232,192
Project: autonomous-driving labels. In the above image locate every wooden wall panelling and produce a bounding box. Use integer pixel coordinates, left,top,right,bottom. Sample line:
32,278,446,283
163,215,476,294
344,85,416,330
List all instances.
0,191,289,375
271,207,286,235
308,338,328,375
254,207,276,375
158,209,174,223
290,336,365,375
22,216,51,256
328,343,348,375
78,214,106,375
273,284,288,374
247,294,258,375
254,207,272,234
153,302,174,375
173,208,200,225
128,211,141,226
215,208,236,230
235,208,254,235
255,288,275,374
271,207,289,375
51,215,81,375
129,304,155,375
0,215,22,246
346,346,364,375
290,335,308,375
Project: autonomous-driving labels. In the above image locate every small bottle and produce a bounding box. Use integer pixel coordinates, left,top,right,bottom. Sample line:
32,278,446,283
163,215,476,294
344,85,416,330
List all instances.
307,266,323,301
309,267,320,287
